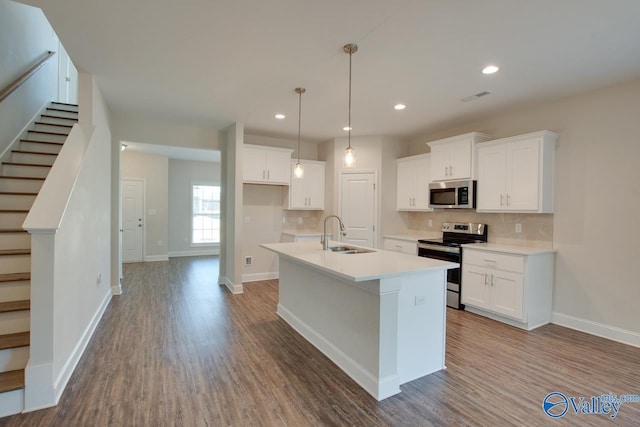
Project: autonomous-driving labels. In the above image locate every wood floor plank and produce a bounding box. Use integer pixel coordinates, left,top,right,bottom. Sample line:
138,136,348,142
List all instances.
2,256,639,426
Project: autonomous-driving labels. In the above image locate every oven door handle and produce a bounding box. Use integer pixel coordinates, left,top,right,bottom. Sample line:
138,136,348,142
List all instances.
417,243,460,254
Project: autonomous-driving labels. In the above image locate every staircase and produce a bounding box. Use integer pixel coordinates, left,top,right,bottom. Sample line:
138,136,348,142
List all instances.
0,101,77,417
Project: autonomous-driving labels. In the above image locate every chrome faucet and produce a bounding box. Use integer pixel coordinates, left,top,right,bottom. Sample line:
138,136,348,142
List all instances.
321,215,347,250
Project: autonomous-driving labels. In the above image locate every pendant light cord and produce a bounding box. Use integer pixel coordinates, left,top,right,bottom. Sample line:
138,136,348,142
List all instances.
297,89,302,162
348,47,352,150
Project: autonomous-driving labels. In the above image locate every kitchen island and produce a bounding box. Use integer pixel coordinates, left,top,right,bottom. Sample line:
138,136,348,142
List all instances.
260,241,458,400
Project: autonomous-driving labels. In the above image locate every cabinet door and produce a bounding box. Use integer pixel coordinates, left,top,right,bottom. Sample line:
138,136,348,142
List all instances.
448,138,472,180
243,146,267,182
506,138,540,211
461,265,491,310
477,144,507,210
265,151,291,184
412,156,431,210
490,270,524,320
429,144,450,181
304,161,325,209
396,160,415,210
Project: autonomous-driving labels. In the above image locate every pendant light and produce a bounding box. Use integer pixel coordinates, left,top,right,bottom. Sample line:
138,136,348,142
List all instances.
294,87,306,178
343,43,358,167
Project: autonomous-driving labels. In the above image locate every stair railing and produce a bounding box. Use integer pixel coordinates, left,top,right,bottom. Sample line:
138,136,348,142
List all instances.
0,51,56,103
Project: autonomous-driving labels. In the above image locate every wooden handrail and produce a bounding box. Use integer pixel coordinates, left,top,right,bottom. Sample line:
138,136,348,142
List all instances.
0,51,56,104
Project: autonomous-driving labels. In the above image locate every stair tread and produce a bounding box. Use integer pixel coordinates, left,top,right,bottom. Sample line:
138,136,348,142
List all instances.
0,370,25,393
27,130,69,136
0,273,30,282
0,191,38,195
41,114,78,121
46,107,78,114
0,249,30,256
0,300,29,313
12,150,58,156
0,176,46,180
3,162,52,168
20,139,64,146
0,332,29,351
51,102,79,107
34,122,73,128
0,229,27,234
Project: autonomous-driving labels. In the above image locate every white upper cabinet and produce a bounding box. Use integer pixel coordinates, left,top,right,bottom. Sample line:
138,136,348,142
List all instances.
477,131,557,213
427,132,491,181
243,144,293,185
396,154,432,211
287,159,325,210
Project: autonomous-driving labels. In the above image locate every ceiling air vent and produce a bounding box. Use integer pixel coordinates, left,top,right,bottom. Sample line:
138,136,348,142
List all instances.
461,91,492,102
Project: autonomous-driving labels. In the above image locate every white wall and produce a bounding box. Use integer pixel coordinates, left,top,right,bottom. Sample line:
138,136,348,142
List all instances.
219,123,244,293
168,159,221,257
0,0,60,154
121,151,169,261
408,77,640,345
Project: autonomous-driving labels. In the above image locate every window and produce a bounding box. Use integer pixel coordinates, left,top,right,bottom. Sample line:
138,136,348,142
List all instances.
191,184,220,245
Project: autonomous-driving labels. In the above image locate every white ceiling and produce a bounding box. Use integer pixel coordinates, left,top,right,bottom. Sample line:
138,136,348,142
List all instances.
22,0,640,142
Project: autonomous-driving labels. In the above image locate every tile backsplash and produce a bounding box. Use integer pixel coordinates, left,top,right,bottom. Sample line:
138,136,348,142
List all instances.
408,211,553,248
282,210,324,232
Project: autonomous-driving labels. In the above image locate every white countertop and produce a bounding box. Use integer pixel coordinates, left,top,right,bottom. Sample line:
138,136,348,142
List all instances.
383,233,441,243
261,241,457,283
461,243,557,255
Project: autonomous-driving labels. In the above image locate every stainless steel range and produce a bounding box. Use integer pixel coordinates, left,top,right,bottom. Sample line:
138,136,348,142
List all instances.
418,222,488,309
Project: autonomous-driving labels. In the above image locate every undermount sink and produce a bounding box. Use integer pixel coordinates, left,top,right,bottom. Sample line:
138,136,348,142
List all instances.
328,245,374,254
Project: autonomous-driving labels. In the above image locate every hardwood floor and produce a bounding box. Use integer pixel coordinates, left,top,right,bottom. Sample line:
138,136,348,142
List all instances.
3,256,639,426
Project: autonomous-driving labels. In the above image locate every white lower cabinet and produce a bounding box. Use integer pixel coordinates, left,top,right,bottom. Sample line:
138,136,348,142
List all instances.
461,245,555,330
383,237,417,255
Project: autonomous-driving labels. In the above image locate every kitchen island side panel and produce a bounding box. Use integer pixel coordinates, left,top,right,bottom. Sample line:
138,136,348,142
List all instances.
276,257,401,400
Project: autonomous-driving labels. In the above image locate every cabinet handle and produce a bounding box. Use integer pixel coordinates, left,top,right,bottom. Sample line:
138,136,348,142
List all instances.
507,194,511,206
268,170,270,180
449,165,453,176
444,166,448,177
263,170,266,179
483,258,497,263
500,194,504,206
490,274,495,286
484,273,488,286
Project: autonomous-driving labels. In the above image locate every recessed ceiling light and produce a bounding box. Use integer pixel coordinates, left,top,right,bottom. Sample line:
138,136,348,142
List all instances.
343,126,352,131
275,113,285,119
394,104,406,110
482,65,499,75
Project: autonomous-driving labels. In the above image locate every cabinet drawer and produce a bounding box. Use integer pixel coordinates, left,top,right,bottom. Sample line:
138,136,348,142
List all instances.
463,249,524,273
383,239,417,255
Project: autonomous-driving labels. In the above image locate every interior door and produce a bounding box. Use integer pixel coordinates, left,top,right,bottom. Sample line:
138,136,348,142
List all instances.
122,179,144,262
340,172,376,248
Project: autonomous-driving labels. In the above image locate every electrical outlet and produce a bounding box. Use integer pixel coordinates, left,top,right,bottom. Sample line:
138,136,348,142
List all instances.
244,216,250,224
96,274,102,287
157,240,163,246
428,219,433,227
415,295,426,306
515,223,522,233
245,256,252,266
298,216,303,224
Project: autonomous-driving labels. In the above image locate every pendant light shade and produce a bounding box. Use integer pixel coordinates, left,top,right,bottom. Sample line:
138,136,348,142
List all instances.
343,43,357,167
294,87,306,178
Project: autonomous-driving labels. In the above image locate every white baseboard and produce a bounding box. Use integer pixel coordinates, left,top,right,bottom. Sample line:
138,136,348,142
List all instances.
241,272,278,283
218,275,243,294
552,312,640,348
168,249,219,258
144,255,169,262
277,303,399,401
53,289,113,402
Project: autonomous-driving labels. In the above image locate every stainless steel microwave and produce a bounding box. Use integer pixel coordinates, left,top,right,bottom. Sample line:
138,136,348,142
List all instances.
429,180,476,209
